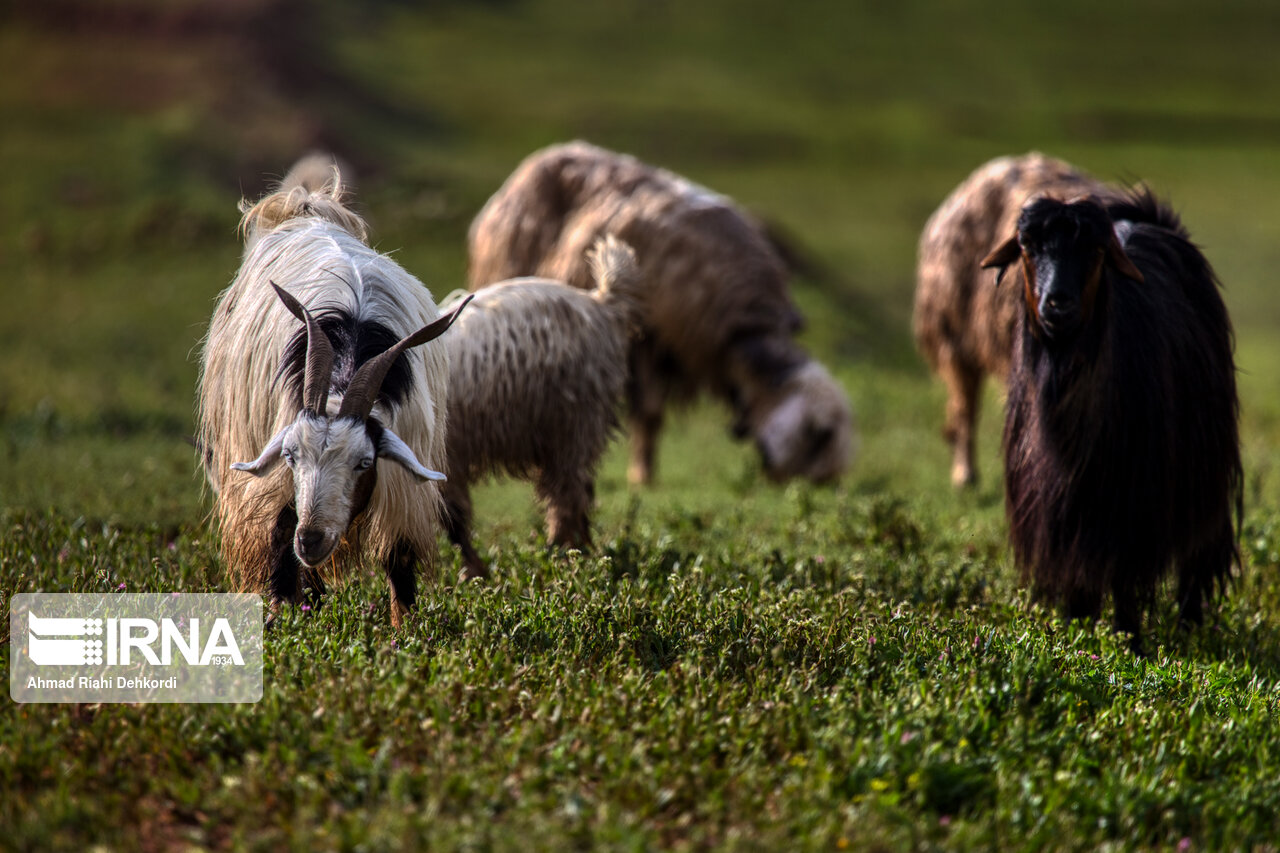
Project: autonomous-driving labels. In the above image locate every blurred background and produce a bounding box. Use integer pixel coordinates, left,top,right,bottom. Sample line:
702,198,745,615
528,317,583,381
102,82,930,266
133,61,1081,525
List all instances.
4,0,1280,527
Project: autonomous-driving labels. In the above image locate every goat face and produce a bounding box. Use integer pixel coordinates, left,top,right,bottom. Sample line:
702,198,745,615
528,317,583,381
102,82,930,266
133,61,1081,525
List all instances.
232,412,437,566
753,361,853,484
982,197,1144,343
230,284,469,568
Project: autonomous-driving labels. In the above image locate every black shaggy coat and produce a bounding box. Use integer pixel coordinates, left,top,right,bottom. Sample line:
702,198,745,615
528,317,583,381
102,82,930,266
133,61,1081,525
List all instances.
998,191,1241,646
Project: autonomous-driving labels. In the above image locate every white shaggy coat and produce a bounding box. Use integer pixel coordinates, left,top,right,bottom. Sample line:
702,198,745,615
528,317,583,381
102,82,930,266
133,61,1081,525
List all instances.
198,165,450,619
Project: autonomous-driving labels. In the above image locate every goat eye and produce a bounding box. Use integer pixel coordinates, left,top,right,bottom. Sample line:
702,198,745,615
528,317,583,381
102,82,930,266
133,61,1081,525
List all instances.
356,457,374,471
282,449,296,466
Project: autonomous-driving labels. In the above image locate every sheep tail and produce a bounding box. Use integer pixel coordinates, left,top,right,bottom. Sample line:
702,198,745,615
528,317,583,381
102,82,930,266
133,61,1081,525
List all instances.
238,152,369,245
586,234,643,332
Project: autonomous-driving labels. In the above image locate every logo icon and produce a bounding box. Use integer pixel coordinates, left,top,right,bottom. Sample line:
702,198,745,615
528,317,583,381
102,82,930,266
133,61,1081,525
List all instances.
28,614,105,666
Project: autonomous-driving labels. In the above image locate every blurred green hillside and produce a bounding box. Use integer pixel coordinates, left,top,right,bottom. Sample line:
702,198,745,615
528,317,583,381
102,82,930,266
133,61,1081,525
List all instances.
4,0,1280,515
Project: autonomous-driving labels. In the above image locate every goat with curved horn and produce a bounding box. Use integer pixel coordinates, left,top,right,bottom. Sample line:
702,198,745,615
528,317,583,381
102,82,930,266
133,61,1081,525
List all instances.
199,155,466,628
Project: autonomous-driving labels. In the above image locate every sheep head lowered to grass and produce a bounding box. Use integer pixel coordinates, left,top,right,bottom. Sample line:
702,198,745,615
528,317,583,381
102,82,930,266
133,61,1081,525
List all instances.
230,283,469,569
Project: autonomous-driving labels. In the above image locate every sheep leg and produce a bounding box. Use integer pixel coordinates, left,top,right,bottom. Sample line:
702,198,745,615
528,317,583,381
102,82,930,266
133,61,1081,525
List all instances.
938,351,982,489
384,540,418,629
539,471,593,551
626,351,667,486
443,485,489,581
627,410,663,487
1176,576,1205,628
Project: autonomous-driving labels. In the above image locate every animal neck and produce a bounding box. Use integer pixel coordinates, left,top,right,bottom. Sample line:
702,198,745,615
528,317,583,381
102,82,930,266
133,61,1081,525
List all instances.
1022,311,1111,459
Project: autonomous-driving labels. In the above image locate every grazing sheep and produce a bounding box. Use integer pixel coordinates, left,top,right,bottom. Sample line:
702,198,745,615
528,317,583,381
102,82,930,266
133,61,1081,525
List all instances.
914,152,1124,487
198,159,467,626
468,140,853,486
442,235,641,579
981,190,1241,650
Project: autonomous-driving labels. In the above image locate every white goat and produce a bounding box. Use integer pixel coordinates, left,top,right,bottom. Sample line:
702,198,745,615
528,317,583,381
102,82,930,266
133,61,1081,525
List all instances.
197,158,467,626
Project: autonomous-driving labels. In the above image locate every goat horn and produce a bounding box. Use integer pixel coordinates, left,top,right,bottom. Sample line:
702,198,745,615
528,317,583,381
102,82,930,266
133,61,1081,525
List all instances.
271,282,334,415
1107,230,1146,284
338,295,474,420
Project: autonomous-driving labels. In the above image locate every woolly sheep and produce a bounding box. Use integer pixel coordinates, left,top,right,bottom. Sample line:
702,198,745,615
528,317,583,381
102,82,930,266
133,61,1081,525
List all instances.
468,140,853,487
442,235,641,579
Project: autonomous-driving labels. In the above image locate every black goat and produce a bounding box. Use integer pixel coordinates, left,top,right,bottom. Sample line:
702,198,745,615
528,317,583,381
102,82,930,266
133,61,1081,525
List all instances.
980,190,1242,650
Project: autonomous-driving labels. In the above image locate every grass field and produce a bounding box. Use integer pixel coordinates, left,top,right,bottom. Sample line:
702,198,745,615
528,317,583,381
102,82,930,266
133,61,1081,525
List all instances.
4,1,1280,849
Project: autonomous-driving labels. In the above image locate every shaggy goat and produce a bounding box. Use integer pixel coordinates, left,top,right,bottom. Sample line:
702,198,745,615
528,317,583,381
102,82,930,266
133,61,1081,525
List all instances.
442,235,641,579
981,191,1241,650
468,140,853,486
198,159,467,626
915,152,1125,487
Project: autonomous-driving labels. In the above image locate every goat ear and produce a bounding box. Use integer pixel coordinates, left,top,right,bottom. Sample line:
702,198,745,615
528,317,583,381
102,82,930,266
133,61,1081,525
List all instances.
377,428,446,482
1106,231,1145,283
980,235,1022,285
230,425,291,477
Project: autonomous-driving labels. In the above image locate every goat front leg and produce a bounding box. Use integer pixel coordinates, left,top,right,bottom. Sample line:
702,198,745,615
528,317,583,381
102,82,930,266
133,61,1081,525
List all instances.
384,539,418,628
300,566,328,611
626,341,667,486
265,504,302,630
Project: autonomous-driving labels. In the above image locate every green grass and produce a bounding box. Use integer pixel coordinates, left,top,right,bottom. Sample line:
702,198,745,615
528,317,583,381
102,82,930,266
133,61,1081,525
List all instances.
5,0,1280,849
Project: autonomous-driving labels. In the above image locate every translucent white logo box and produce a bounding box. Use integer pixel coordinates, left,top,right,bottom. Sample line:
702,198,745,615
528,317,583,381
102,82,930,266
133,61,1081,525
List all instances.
10,593,262,703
